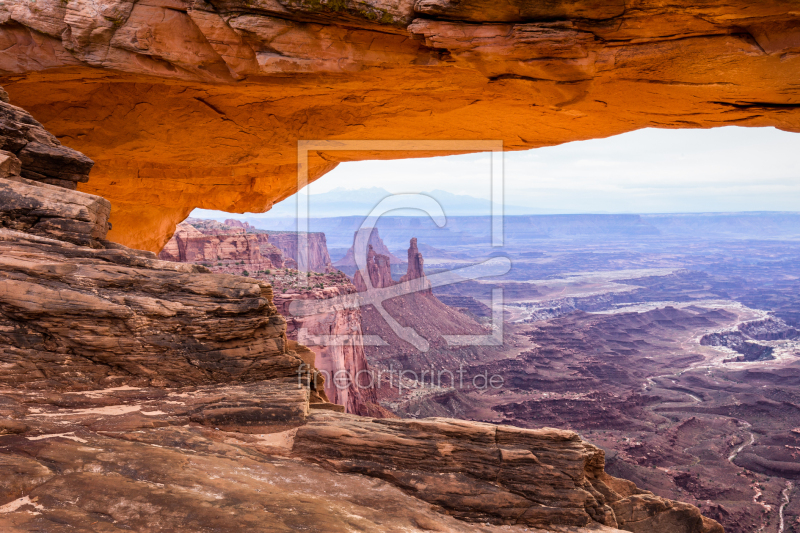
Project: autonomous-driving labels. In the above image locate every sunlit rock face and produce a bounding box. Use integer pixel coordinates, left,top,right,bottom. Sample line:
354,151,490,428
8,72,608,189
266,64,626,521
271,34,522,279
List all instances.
0,98,311,391
274,286,384,417
0,93,725,533
1,0,799,250
266,232,333,273
158,219,284,274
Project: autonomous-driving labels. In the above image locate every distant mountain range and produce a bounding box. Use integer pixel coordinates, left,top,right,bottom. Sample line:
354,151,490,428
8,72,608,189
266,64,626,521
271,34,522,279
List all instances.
234,187,558,218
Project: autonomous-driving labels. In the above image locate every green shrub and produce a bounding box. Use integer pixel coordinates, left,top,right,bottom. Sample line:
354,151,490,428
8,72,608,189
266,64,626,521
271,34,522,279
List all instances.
242,270,250,276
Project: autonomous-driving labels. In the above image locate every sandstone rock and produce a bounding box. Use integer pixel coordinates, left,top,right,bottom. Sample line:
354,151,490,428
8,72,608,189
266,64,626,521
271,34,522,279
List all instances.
0,152,313,392
335,228,403,269
0,177,111,247
275,285,380,416
0,379,722,533
268,231,333,273
353,244,397,291
0,226,312,390
155,217,375,415
255,235,286,268
399,236,426,285
0,94,724,533
354,237,495,374
2,1,798,250
0,149,21,179
0,99,93,189
414,0,625,22
612,494,725,533
158,220,275,272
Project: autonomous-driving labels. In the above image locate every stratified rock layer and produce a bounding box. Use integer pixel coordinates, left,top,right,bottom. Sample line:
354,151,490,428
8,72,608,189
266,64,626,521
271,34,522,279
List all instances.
158,219,281,273
267,231,334,272
1,0,798,250
0,100,308,391
0,94,724,533
275,285,381,416
0,381,723,533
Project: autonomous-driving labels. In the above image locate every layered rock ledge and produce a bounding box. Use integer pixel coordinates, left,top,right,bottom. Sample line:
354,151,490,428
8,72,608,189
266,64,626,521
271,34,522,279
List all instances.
1,0,799,250
0,96,725,532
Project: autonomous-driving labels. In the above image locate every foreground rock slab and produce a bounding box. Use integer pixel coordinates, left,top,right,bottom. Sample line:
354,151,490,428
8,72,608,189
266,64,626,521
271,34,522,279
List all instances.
0,382,722,533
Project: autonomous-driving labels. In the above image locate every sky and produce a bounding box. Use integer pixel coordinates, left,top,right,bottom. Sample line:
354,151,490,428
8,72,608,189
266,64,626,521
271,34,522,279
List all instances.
193,126,800,219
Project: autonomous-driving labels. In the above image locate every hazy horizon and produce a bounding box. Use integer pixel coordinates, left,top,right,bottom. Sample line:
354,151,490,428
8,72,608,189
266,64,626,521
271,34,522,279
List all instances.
193,125,799,221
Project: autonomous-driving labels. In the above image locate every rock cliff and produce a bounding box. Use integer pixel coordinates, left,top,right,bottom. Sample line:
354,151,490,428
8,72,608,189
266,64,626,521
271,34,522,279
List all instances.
0,94,725,532
158,219,377,415
267,231,333,272
158,218,284,273
335,228,404,269
275,286,385,417
355,237,498,373
0,101,311,392
2,0,798,250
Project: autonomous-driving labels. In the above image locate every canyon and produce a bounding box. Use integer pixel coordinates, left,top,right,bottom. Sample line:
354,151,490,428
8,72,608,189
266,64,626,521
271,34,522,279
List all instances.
347,216,800,533
158,217,372,413
0,0,798,250
2,2,799,531
0,94,727,532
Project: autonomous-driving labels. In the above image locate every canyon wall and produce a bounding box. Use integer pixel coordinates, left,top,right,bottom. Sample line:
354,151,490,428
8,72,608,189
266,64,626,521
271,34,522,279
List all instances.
335,228,404,269
275,286,385,417
0,96,726,532
1,1,798,250
157,218,375,415
158,218,285,273
267,232,333,272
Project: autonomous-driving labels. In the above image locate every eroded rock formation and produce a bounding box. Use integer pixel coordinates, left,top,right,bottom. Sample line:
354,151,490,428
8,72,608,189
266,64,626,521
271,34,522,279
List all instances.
158,218,284,273
267,231,334,272
275,286,385,417
2,0,798,250
354,237,499,374
156,218,376,413
0,94,725,532
0,382,722,532
335,228,404,269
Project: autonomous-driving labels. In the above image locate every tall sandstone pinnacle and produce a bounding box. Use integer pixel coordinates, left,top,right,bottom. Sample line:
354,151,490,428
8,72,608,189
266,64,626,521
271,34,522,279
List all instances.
0,95,726,532
0,0,799,250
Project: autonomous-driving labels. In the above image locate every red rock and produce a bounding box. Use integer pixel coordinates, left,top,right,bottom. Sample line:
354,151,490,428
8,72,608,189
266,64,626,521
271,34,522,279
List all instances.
0,67,728,533
267,231,333,273
158,220,275,273
335,228,403,270
4,0,797,250
275,285,381,417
